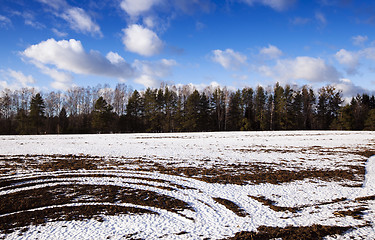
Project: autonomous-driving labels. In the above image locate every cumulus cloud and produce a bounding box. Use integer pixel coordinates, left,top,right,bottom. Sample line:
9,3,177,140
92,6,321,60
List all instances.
122,24,164,56
333,78,374,99
335,49,360,74
0,69,36,90
106,52,126,64
260,44,282,59
133,59,176,88
239,0,296,11
120,0,161,19
352,35,368,46
259,56,341,84
21,38,177,89
211,49,247,70
335,47,375,75
22,38,135,89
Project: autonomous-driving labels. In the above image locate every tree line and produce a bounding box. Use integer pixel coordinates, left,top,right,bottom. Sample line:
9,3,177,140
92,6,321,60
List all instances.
0,82,374,135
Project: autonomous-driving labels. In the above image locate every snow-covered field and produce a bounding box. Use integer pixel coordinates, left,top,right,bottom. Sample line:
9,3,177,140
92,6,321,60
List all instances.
0,131,374,239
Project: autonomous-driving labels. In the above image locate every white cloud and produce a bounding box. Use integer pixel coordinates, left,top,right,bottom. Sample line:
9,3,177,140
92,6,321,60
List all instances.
143,16,156,28
22,38,177,89
8,69,36,87
239,0,296,11
106,52,125,64
361,47,375,61
335,47,375,75
120,0,161,18
0,15,11,28
31,61,73,90
22,38,135,87
133,59,176,88
333,78,373,99
335,49,360,74
0,69,36,91
260,44,282,59
211,49,247,70
352,35,368,46
37,0,102,37
61,7,102,37
122,24,164,56
52,28,68,37
260,56,340,83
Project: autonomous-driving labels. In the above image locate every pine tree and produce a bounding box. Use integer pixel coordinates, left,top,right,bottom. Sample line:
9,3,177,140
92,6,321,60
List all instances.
184,90,201,131
198,92,211,131
126,90,143,132
364,109,375,130
92,96,114,133
58,107,69,134
301,86,315,130
29,93,45,134
227,90,243,131
241,87,254,131
254,85,267,130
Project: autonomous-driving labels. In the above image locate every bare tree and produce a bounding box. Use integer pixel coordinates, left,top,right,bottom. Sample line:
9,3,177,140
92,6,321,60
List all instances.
113,83,128,115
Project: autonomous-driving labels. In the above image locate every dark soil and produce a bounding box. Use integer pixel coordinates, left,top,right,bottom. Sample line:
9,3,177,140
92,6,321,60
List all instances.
0,152,369,185
249,196,299,213
225,225,352,240
0,151,372,237
0,205,155,234
213,197,249,217
0,183,193,234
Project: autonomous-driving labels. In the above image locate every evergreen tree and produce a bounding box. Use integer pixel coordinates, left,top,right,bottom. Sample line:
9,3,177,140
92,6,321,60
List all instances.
211,87,226,131
163,87,177,132
332,104,353,130
184,90,201,131
126,90,143,132
272,82,285,130
15,109,30,134
364,109,375,130
29,93,45,134
58,107,69,134
292,89,304,130
227,90,243,131
241,87,254,131
317,86,342,129
301,86,315,130
198,92,211,131
92,96,114,133
143,88,158,132
254,85,267,130
284,85,295,129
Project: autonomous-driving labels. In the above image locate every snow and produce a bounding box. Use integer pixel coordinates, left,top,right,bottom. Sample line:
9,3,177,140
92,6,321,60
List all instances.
0,131,374,239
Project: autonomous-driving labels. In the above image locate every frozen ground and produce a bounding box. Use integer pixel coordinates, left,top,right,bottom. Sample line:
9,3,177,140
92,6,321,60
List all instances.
0,131,374,239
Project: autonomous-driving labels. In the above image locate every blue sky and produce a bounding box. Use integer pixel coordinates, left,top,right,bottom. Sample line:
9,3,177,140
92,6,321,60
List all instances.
1,0,375,97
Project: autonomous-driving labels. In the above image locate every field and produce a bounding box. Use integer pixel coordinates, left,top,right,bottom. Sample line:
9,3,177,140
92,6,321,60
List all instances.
0,131,374,240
